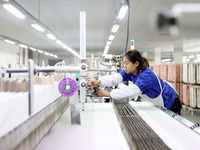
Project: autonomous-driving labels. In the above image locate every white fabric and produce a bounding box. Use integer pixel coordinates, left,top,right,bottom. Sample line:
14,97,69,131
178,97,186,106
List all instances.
140,72,166,109
110,84,140,100
99,73,123,87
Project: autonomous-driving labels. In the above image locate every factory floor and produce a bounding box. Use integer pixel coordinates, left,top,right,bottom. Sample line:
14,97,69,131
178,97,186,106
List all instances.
181,108,200,124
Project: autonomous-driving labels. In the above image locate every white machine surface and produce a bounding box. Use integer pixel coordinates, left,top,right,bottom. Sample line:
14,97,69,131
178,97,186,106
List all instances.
35,103,130,150
130,101,200,150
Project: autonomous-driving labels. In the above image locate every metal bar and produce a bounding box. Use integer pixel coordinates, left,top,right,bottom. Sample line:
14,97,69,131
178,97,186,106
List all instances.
164,109,200,134
89,68,117,72
80,11,86,59
80,12,87,111
6,68,28,73
28,59,34,115
69,73,81,125
6,66,80,73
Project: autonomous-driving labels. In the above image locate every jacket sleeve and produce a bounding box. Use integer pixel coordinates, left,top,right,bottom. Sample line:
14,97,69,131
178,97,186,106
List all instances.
110,84,140,100
99,73,123,87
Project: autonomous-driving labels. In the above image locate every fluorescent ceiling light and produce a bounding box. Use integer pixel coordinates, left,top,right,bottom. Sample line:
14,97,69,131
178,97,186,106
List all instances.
31,23,44,32
161,59,171,62
111,24,119,33
182,56,187,59
46,34,56,40
103,46,109,56
68,47,73,52
56,40,63,45
3,3,25,19
19,44,27,48
54,55,58,58
63,45,69,49
30,47,36,51
50,54,54,57
108,35,115,41
4,39,15,44
189,55,194,58
196,54,200,57
194,59,200,62
38,50,43,53
106,41,112,46
183,58,190,63
44,52,49,55
117,5,128,20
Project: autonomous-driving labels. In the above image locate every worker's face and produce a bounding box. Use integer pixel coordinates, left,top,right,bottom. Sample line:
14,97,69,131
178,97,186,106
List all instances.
123,56,139,74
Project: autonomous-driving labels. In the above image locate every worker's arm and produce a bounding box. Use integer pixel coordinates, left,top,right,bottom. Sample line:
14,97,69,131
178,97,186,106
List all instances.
110,84,140,100
99,73,123,87
88,73,123,87
98,90,110,97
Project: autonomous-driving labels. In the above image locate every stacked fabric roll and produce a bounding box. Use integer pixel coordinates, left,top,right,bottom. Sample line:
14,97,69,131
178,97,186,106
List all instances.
152,63,200,109
1,77,29,92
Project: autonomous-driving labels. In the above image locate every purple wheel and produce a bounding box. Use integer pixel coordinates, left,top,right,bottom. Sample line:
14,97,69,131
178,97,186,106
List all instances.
58,77,77,97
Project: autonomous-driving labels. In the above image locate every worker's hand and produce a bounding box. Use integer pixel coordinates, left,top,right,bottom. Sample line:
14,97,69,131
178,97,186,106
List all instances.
98,90,110,97
88,80,101,87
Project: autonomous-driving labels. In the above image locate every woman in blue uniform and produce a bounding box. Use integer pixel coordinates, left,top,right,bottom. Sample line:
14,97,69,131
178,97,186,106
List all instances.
89,50,182,115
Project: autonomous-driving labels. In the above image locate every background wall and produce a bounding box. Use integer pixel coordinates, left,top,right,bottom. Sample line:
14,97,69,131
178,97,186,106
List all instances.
0,39,80,67
0,40,19,67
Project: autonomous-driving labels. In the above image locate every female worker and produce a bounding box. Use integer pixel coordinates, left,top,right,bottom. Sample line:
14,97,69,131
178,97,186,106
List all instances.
89,50,182,115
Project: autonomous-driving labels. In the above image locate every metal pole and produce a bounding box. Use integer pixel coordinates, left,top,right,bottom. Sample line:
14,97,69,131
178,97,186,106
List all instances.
28,59,34,115
80,12,87,111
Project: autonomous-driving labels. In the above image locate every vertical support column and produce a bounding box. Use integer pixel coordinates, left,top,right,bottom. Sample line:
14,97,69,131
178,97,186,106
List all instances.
174,40,183,64
28,59,34,115
80,12,86,59
69,73,81,125
154,48,161,65
80,12,87,111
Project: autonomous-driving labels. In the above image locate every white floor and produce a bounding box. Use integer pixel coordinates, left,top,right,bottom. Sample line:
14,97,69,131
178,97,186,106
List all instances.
35,103,130,150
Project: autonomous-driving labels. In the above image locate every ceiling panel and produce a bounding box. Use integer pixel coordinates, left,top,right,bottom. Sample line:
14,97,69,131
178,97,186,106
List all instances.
0,0,200,60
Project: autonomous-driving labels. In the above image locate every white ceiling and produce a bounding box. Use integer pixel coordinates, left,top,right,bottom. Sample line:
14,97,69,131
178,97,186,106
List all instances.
0,0,200,61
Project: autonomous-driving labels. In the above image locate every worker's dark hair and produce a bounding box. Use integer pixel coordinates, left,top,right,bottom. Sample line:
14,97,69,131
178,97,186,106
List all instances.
124,50,149,72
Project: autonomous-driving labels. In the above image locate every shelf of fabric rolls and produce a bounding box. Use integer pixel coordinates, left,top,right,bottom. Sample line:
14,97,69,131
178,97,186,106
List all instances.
0,75,70,150
152,63,200,113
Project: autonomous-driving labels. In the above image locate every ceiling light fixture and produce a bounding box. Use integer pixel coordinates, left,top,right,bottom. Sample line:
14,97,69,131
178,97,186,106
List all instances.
4,39,15,44
111,24,119,33
30,47,36,51
117,5,128,20
31,23,44,32
49,54,54,57
44,52,49,55
108,35,115,41
19,44,27,48
161,59,171,62
46,34,56,40
3,3,25,19
54,55,58,58
189,55,195,58
103,46,109,56
38,50,43,53
182,56,187,59
56,40,63,45
62,45,69,49
106,41,112,45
